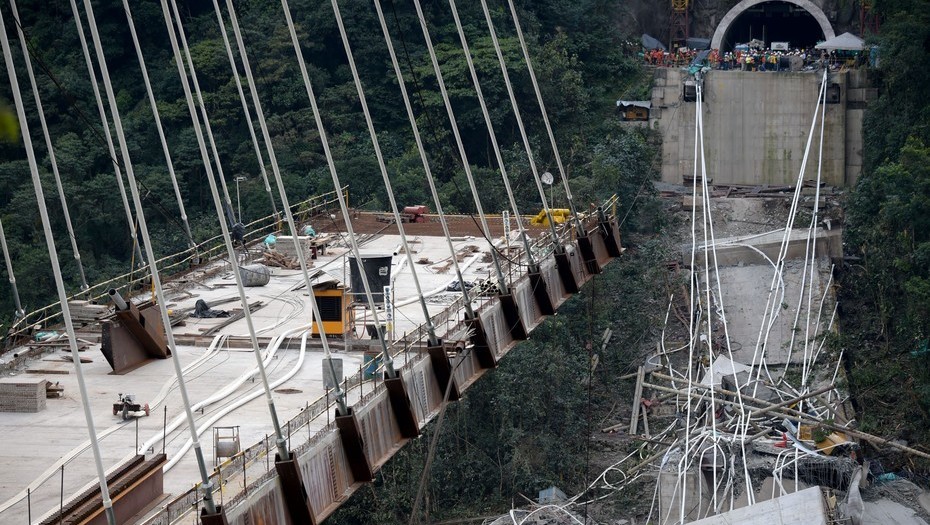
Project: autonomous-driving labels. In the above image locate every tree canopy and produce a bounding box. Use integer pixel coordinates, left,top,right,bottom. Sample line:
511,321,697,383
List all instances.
0,0,653,326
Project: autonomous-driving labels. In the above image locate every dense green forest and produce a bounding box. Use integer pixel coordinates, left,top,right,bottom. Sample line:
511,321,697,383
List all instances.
0,0,651,329
839,0,930,454
4,0,929,520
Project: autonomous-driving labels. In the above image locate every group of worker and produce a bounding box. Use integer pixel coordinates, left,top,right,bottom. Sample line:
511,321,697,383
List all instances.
644,47,836,72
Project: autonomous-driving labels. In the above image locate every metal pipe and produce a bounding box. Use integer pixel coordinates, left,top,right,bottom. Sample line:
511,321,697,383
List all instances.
107,288,129,311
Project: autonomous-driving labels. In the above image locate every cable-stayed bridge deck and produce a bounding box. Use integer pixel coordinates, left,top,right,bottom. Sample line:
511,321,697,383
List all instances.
0,199,621,525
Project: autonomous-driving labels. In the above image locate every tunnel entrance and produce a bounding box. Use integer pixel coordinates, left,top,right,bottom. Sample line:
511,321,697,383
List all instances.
711,0,835,52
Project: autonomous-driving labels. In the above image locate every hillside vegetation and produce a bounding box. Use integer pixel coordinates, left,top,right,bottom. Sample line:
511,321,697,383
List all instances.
839,0,930,458
0,0,652,327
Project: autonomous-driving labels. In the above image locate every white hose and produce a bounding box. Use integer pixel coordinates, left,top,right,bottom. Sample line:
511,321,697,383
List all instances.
164,330,309,471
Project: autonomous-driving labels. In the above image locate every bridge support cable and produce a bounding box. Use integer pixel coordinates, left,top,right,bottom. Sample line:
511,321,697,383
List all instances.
696,79,754,509
81,0,221,516
479,0,562,257
411,0,510,296
749,70,828,389
216,0,349,416
166,0,236,228
0,219,24,320
371,0,478,321
679,73,703,523
800,79,829,390
121,0,196,251
0,9,116,525
280,0,397,380
124,0,294,483
9,1,89,293
505,0,585,240
68,0,144,270
330,0,440,348
211,2,279,223
447,0,536,273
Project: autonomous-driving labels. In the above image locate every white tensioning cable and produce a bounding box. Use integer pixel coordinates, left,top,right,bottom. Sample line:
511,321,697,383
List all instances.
506,0,584,238
218,0,348,410
121,0,195,250
410,0,509,294
83,0,219,513
0,8,115,523
10,0,89,292
68,0,144,268
330,0,439,345
479,0,562,251
447,0,535,268
280,0,397,377
140,0,292,463
211,1,279,221
371,0,477,319
168,0,235,225
0,219,23,318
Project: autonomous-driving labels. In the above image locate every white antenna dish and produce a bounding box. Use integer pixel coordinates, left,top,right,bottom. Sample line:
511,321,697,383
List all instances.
541,171,554,185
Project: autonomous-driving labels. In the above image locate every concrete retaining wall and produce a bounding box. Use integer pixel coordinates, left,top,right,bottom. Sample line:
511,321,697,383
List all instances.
652,68,871,187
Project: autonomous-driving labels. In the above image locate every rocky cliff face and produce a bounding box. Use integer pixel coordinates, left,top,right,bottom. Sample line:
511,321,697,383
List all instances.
619,0,857,48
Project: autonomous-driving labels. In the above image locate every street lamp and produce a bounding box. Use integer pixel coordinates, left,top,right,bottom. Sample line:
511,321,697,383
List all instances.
541,171,554,209
234,176,247,223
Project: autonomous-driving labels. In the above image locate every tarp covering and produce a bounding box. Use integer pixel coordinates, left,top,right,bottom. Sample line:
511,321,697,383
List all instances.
616,100,652,109
192,299,229,318
816,32,865,51
690,49,712,67
641,33,666,51
686,37,711,50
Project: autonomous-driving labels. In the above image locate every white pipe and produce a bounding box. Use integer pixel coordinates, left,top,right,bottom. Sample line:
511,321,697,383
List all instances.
165,331,309,471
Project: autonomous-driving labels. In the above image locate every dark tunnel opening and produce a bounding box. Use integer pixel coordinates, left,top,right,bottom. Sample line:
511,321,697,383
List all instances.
721,1,825,51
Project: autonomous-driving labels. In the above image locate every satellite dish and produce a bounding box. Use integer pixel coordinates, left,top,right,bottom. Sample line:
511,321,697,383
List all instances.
541,171,554,185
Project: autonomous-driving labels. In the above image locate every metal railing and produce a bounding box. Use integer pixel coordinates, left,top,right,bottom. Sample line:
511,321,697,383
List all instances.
4,187,348,344
18,197,620,525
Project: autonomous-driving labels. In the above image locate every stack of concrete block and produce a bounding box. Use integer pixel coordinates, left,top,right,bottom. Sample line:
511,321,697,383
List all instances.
0,377,47,412
68,300,109,323
275,236,313,259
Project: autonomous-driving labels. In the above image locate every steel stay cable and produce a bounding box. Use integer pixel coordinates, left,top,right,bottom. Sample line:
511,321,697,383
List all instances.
0,218,23,318
447,0,535,270
680,67,702,523
120,0,196,251
9,0,89,293
167,0,235,227
0,7,116,523
410,0,509,295
217,0,347,410
211,0,279,221
505,0,584,238
329,0,439,346
801,78,829,389
125,0,292,464
83,0,219,512
16,5,198,266
371,0,477,319
749,70,828,387
478,0,562,254
279,0,397,377
24,2,145,270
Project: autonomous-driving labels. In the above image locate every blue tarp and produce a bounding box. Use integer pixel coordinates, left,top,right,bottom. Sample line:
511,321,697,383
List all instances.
641,33,666,51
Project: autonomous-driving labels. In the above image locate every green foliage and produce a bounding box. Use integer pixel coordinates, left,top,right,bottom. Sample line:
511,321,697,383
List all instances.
329,237,669,524
0,0,652,329
842,0,930,451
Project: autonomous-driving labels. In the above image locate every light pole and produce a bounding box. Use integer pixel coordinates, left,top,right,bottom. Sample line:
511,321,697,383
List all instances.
234,176,247,223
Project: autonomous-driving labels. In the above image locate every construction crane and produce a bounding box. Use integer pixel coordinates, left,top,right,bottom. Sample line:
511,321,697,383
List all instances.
860,0,881,36
669,0,690,50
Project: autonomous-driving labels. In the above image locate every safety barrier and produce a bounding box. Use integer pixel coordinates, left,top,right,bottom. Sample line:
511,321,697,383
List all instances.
5,187,348,344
